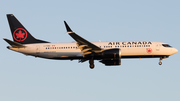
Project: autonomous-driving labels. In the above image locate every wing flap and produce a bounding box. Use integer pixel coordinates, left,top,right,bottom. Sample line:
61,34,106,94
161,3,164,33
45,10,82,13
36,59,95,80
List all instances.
83,52,92,56
81,48,92,53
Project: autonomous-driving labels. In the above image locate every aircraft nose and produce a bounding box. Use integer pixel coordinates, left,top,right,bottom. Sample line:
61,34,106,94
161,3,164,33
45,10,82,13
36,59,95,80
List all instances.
172,48,178,54
174,48,178,53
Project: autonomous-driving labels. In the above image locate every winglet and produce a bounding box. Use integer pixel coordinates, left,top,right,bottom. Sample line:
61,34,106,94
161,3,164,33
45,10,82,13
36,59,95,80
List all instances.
64,21,73,32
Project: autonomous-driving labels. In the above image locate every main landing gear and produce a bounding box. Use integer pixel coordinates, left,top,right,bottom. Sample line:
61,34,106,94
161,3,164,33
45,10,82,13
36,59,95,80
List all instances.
89,58,94,69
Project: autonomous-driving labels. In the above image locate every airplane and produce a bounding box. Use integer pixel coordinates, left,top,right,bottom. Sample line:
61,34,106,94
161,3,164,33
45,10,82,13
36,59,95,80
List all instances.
4,14,178,69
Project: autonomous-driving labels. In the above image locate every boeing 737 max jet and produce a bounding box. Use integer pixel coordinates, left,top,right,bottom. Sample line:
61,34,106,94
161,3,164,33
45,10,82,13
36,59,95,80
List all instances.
4,14,178,69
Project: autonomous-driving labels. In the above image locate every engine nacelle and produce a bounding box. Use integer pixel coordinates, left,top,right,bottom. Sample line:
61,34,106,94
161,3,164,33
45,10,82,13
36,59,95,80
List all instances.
102,48,121,59
100,59,121,66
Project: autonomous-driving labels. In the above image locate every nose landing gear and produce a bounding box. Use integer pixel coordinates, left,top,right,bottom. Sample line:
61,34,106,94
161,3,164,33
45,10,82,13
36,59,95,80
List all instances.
159,57,162,65
159,61,162,65
158,56,169,65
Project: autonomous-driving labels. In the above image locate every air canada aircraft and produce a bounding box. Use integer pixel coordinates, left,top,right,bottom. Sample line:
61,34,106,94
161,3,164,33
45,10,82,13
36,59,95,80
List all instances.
4,14,178,69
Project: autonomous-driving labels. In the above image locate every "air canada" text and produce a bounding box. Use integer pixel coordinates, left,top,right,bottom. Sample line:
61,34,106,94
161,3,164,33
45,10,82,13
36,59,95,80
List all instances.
108,41,152,45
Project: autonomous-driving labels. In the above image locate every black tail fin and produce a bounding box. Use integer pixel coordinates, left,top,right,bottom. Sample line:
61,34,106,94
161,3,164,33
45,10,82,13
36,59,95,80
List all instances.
7,14,49,44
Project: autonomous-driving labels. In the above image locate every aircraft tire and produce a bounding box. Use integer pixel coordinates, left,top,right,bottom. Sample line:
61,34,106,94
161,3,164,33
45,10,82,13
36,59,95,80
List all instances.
90,64,95,69
159,62,162,65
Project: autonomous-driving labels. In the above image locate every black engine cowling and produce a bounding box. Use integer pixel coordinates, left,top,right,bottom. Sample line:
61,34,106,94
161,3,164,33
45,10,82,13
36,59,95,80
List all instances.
100,48,121,66
102,48,121,59
100,59,121,66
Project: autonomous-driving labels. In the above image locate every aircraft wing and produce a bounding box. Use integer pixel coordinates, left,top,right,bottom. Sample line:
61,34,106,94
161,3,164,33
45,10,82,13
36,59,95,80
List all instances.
64,21,103,56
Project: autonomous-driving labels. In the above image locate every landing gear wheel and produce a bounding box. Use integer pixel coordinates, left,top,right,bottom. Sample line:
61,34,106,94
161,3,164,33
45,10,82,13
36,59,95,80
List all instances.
90,64,95,69
89,58,95,69
159,62,162,65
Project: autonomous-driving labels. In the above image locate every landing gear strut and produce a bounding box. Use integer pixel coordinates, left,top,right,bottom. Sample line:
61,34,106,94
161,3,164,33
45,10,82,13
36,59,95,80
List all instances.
89,58,94,69
159,57,162,65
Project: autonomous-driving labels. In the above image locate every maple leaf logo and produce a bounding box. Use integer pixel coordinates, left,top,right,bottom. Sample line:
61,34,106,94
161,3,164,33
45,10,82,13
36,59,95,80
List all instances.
16,30,25,38
13,28,27,42
147,48,152,53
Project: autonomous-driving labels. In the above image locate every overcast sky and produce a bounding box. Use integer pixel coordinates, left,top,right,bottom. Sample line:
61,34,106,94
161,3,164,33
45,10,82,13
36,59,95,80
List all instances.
0,0,180,101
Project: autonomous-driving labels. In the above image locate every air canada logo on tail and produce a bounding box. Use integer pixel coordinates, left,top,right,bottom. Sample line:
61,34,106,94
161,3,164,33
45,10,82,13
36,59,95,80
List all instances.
13,28,27,42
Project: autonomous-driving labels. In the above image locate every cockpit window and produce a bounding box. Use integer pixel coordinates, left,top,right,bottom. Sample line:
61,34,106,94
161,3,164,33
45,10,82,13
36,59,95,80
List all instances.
162,44,172,47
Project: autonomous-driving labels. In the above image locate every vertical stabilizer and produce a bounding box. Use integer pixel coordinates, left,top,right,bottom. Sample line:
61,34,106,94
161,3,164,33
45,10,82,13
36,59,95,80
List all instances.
7,14,49,44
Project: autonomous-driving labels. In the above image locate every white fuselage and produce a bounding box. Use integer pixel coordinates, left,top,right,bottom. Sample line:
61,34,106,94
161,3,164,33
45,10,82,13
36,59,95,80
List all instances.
8,41,178,60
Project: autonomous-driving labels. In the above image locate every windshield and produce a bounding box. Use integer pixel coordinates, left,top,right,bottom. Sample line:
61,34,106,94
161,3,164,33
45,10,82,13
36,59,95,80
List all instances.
162,44,172,47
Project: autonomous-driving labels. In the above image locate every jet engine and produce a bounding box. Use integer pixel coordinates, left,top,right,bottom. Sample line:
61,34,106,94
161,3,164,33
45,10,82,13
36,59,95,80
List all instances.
100,59,121,66
100,48,121,66
101,48,121,59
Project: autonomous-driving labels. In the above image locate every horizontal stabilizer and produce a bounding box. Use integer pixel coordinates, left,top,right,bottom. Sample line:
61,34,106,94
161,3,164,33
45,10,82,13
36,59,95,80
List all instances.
3,38,26,48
